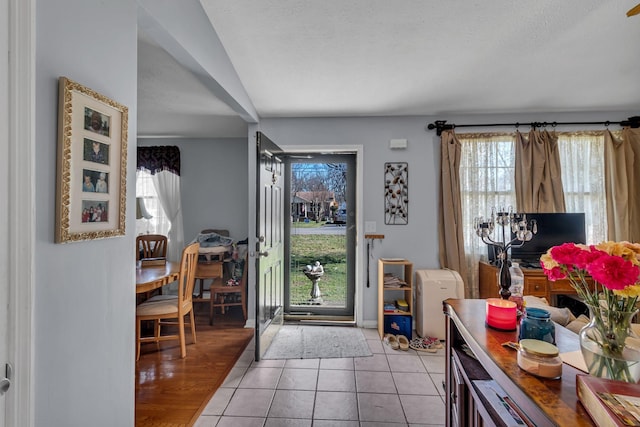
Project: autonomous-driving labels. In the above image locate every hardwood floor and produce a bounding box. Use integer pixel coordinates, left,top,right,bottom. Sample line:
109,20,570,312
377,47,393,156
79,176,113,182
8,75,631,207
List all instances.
135,303,253,427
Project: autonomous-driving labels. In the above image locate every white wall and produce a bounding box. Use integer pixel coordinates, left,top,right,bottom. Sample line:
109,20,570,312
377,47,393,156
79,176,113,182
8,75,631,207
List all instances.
138,138,249,243
35,1,137,426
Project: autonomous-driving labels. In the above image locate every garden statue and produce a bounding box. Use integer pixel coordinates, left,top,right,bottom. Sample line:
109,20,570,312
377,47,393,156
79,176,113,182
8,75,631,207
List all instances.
303,261,324,304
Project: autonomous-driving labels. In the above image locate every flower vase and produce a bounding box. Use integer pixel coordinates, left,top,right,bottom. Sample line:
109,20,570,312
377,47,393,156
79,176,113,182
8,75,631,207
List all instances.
579,304,640,383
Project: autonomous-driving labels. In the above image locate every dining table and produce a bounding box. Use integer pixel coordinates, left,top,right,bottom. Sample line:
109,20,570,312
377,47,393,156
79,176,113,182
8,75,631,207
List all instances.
136,261,180,294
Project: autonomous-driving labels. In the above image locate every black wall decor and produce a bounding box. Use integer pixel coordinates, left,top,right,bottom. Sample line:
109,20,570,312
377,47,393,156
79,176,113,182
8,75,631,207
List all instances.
384,162,408,225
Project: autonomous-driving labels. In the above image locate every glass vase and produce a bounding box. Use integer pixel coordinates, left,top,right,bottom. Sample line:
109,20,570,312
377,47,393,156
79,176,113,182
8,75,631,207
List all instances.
579,304,640,383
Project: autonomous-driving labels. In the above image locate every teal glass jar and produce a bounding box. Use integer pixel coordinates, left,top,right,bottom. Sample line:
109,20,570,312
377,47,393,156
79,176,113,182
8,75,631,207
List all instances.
518,307,556,345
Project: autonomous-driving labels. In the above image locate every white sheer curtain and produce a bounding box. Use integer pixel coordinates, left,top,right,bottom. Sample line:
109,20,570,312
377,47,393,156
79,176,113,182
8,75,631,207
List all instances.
455,130,609,297
152,170,185,262
557,131,607,244
458,133,517,298
135,170,171,236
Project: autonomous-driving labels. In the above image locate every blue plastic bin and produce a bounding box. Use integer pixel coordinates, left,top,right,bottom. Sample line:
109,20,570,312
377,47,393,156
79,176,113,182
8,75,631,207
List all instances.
384,315,412,338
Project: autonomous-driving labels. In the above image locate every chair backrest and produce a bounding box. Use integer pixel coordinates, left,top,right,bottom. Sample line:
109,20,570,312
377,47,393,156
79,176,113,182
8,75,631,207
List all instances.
136,234,168,261
177,242,200,310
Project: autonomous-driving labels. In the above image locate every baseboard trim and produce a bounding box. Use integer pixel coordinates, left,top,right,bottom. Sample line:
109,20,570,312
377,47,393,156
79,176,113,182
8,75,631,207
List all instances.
358,320,376,329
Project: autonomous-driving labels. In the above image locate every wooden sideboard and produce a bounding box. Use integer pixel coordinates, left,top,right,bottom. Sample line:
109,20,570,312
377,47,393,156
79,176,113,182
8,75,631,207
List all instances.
478,260,592,304
443,299,594,426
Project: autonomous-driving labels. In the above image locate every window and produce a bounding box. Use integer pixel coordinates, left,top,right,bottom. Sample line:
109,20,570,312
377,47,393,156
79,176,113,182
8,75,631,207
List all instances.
459,134,517,256
557,132,607,244
135,170,170,236
459,131,607,255
458,131,608,297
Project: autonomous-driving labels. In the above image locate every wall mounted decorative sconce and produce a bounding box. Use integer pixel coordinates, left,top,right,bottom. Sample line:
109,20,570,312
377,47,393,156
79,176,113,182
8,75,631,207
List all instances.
384,162,408,225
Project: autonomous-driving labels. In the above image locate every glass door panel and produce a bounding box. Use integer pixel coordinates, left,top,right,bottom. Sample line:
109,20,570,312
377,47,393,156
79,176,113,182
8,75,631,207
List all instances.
285,153,356,317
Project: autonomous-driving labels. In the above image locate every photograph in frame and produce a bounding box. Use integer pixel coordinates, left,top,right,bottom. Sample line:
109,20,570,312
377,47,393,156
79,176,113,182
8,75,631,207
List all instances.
81,200,109,223
55,76,128,243
82,169,109,194
83,137,110,165
84,107,111,137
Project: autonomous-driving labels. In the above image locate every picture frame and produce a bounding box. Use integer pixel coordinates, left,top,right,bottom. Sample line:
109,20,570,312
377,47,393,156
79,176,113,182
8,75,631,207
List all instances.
384,162,408,225
55,77,128,243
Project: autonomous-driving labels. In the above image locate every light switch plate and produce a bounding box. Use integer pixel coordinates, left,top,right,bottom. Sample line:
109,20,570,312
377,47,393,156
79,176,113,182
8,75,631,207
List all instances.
365,221,377,232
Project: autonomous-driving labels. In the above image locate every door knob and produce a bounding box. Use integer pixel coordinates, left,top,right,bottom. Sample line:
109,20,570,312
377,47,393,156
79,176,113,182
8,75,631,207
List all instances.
0,363,12,395
0,378,10,395
258,251,269,257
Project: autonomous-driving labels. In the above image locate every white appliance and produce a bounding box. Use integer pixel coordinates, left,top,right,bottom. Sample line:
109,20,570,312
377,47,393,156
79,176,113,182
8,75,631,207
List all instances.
415,269,464,340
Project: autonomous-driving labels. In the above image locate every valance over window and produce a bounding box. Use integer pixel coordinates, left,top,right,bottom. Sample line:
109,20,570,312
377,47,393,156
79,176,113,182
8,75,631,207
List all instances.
137,146,181,175
136,145,184,262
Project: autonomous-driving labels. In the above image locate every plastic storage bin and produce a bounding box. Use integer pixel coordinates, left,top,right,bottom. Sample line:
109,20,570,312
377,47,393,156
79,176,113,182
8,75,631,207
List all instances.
384,315,412,338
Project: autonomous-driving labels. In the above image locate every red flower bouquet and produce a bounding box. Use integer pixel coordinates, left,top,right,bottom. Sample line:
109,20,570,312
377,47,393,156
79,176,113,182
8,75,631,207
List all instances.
540,241,640,382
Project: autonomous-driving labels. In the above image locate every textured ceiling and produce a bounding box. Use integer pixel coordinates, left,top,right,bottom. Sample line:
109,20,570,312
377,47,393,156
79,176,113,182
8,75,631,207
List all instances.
137,0,640,138
137,32,249,138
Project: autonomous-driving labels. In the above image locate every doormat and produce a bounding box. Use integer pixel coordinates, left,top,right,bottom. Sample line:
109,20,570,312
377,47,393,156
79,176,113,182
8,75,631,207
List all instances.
262,325,372,359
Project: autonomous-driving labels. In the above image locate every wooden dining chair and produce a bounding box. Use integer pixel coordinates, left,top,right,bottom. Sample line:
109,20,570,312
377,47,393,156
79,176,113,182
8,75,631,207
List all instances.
136,234,168,261
135,242,199,360
209,253,248,325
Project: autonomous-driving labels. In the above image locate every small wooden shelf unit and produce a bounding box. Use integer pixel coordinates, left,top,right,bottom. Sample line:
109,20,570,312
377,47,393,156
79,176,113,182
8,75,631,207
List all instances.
377,258,413,339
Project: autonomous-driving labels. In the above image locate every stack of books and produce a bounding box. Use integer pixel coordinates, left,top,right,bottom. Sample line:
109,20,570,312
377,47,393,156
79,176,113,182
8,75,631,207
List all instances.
383,273,407,288
383,302,397,313
576,374,640,426
395,299,409,312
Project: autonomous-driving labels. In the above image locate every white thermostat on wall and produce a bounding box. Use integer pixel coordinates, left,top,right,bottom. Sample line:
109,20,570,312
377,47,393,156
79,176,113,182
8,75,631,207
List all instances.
389,139,408,149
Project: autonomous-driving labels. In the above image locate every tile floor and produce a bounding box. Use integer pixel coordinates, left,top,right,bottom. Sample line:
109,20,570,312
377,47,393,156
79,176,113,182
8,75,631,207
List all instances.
194,328,446,427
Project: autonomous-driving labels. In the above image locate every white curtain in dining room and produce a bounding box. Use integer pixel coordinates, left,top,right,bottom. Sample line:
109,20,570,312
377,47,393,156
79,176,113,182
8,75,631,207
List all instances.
458,133,517,298
557,131,607,244
152,170,185,262
135,169,171,236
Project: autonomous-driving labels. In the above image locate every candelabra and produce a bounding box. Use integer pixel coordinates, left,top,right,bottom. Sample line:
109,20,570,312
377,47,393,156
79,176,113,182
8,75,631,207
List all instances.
475,207,537,299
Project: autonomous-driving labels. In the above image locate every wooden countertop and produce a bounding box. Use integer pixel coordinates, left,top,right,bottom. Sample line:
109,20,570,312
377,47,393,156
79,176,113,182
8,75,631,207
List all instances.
444,298,594,426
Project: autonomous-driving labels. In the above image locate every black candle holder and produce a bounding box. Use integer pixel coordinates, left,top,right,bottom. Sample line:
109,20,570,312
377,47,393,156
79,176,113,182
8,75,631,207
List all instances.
475,208,537,299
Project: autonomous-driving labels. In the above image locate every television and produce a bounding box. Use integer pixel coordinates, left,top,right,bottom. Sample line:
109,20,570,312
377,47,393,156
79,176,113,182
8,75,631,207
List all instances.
509,212,586,266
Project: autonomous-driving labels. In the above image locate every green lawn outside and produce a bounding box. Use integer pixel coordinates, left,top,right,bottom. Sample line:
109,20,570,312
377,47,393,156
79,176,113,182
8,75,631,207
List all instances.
291,220,327,228
289,234,347,305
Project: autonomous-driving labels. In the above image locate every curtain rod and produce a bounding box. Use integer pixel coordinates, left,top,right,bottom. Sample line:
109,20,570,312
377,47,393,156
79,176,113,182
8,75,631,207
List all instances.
426,116,640,136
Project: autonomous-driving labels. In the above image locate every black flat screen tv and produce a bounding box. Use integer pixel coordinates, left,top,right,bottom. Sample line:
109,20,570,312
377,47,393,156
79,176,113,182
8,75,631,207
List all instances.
510,212,586,266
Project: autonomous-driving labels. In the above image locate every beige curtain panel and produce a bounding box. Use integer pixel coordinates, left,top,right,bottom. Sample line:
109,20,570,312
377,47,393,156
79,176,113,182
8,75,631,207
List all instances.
605,128,640,242
514,129,566,213
438,130,469,297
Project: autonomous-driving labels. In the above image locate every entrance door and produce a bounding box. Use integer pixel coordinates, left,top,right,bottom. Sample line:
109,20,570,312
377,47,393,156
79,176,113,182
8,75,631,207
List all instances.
254,132,285,361
285,153,356,319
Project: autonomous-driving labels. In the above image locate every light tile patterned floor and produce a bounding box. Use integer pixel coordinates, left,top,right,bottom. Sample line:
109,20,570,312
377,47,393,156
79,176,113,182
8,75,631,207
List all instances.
195,328,446,427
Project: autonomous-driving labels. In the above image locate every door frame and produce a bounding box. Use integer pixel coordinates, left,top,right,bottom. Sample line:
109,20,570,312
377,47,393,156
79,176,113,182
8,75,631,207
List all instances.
283,152,357,318
279,145,364,325
5,0,35,425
